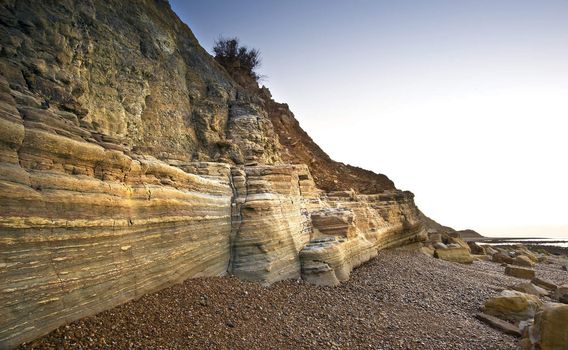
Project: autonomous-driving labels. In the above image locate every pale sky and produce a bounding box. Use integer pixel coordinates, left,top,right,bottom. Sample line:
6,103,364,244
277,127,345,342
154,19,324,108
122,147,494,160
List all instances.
171,0,568,238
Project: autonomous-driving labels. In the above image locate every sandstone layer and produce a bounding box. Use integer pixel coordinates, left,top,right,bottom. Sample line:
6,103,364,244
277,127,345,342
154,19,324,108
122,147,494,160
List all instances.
0,1,427,348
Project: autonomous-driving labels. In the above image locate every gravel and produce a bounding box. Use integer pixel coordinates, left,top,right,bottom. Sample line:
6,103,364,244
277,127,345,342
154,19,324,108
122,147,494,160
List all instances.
18,248,567,350
534,254,568,286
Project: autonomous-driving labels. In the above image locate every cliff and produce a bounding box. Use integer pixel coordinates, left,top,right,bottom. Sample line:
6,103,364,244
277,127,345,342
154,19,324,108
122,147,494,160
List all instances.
0,1,426,348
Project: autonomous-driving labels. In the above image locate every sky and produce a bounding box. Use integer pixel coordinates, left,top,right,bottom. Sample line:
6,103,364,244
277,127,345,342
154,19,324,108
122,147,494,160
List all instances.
170,0,568,238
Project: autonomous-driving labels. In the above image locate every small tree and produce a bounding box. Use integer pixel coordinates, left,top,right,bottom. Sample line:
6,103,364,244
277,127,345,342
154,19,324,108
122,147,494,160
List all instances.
213,37,261,81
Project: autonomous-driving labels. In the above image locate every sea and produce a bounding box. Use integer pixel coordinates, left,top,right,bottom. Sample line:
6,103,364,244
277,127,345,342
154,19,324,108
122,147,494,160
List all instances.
481,237,568,248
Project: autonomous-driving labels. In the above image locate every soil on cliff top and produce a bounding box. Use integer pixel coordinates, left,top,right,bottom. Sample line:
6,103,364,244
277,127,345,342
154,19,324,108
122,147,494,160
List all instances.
223,66,397,194
20,247,568,350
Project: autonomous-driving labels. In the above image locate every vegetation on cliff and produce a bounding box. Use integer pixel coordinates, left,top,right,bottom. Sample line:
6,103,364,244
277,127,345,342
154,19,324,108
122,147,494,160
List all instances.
213,37,261,82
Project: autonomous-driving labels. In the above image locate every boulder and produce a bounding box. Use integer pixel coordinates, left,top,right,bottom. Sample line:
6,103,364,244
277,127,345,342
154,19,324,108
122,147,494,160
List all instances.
485,245,498,255
528,303,568,350
473,254,491,262
505,265,536,280
448,236,471,252
434,247,474,264
433,242,448,250
512,255,535,268
475,312,521,337
429,233,442,243
511,245,539,263
493,252,514,264
511,282,549,297
420,245,435,257
532,277,558,292
519,338,532,350
467,241,487,255
299,236,377,286
519,319,533,337
554,284,568,304
536,255,548,263
483,290,543,322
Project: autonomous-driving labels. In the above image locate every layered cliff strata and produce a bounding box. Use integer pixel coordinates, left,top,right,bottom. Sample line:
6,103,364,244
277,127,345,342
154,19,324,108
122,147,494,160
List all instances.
0,0,427,348
0,74,234,347
229,165,310,282
300,191,426,285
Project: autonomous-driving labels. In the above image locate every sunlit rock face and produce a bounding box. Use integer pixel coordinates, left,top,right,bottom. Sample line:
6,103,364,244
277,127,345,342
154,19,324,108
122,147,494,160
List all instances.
0,75,234,346
0,0,426,348
300,191,427,286
229,165,311,283
311,208,358,239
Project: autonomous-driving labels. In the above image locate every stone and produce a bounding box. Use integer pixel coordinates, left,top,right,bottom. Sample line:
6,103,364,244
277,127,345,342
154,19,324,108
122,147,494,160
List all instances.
300,237,370,286
483,290,543,322
433,242,448,249
448,236,471,252
299,191,426,286
420,245,435,257
434,247,474,264
511,282,549,297
467,241,487,255
536,255,548,263
493,252,514,264
429,232,442,243
519,319,534,337
475,312,521,337
531,277,558,291
528,303,568,350
505,265,536,280
484,245,498,255
512,255,535,268
473,254,491,261
519,338,532,350
511,245,539,263
554,284,568,304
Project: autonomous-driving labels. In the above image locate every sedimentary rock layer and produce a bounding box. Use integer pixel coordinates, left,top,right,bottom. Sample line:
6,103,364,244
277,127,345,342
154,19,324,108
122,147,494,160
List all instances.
0,76,234,348
300,191,427,285
229,165,311,282
0,1,427,348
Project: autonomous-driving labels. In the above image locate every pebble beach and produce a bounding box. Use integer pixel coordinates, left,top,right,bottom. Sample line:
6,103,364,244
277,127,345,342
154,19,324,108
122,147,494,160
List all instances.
18,247,568,350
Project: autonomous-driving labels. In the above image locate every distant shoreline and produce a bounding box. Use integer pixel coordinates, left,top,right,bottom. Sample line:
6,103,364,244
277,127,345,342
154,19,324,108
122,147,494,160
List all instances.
467,236,567,242
467,236,568,255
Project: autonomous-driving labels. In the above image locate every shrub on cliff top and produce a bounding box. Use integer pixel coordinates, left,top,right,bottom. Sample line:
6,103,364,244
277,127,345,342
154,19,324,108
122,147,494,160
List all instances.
213,37,261,81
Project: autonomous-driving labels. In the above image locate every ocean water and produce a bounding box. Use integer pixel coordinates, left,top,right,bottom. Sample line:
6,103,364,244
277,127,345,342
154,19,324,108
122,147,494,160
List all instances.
483,237,568,248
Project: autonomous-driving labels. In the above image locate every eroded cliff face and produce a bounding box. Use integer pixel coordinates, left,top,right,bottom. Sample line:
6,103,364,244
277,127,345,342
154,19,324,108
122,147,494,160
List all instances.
0,1,425,348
